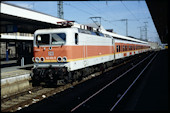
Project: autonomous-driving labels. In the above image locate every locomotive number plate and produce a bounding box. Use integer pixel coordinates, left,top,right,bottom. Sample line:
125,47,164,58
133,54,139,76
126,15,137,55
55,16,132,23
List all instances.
48,51,54,56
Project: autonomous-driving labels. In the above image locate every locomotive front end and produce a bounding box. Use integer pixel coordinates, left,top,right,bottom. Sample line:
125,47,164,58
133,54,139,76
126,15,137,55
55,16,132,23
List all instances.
31,28,71,85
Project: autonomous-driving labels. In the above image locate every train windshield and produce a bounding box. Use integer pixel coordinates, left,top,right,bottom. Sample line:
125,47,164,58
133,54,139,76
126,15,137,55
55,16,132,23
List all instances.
35,33,66,46
36,34,50,46
51,33,66,45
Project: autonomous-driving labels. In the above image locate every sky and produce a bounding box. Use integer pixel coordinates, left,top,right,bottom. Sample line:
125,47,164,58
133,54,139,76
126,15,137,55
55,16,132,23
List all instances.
5,1,161,44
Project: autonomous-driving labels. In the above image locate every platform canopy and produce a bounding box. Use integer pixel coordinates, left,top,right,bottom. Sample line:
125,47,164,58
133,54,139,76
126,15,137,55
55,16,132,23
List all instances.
0,2,66,33
146,0,168,43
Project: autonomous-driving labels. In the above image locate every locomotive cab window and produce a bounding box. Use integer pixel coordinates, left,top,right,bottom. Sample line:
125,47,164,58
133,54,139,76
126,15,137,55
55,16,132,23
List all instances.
51,33,66,45
36,34,50,46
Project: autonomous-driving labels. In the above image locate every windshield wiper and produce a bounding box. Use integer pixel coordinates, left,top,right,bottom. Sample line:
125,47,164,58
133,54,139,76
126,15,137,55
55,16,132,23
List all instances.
61,43,64,47
37,42,39,48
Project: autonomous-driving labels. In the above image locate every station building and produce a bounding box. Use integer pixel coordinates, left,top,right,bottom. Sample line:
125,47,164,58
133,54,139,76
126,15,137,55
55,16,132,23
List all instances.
0,2,67,65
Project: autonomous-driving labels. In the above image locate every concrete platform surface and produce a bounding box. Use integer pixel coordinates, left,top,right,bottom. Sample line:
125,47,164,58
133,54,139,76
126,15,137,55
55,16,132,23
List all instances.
1,60,17,65
1,64,33,79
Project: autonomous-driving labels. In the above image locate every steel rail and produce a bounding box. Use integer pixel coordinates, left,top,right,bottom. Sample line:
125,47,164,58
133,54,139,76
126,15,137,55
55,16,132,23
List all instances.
110,52,158,111
71,52,155,112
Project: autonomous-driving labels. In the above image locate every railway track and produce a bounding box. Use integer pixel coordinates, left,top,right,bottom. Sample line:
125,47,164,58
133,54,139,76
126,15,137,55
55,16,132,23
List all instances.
110,52,158,111
1,51,153,112
71,51,157,111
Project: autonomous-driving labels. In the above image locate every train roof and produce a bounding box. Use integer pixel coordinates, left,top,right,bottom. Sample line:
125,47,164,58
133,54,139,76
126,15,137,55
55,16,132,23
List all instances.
101,29,148,44
71,21,148,44
34,26,148,45
34,27,77,34
73,22,148,44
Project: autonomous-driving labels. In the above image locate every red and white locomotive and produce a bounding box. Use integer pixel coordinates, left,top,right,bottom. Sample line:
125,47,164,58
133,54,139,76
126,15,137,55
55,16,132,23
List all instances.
31,21,150,84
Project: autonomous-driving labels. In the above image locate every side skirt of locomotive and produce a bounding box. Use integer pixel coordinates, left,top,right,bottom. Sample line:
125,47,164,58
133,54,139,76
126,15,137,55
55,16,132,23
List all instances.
30,61,114,86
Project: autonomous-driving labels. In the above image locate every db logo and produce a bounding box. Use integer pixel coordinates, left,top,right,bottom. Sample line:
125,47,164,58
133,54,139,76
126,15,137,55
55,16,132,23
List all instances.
48,51,54,56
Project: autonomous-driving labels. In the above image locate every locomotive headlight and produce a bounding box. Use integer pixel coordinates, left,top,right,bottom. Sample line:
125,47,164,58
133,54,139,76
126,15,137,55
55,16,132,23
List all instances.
63,56,67,62
57,56,62,62
32,57,35,62
35,57,40,63
40,57,45,62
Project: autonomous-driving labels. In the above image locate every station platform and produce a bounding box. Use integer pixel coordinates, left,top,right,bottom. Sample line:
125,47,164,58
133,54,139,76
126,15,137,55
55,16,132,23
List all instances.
1,64,33,79
1,64,33,97
0,60,18,68
122,49,168,111
1,60,17,65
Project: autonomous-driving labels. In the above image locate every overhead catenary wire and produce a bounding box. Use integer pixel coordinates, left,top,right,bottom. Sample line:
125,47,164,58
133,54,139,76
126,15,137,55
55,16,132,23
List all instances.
82,1,123,30
80,1,139,36
101,17,124,31
65,2,133,34
86,1,103,14
64,3,95,16
83,2,102,15
120,1,142,25
64,2,124,32
64,1,158,42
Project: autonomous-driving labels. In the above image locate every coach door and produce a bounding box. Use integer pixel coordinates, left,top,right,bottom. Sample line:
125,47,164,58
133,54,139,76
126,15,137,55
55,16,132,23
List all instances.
112,38,116,62
83,41,87,66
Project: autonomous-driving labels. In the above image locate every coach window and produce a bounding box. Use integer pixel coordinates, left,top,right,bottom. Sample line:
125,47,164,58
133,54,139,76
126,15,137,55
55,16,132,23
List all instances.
75,33,78,45
117,45,119,52
120,45,122,52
